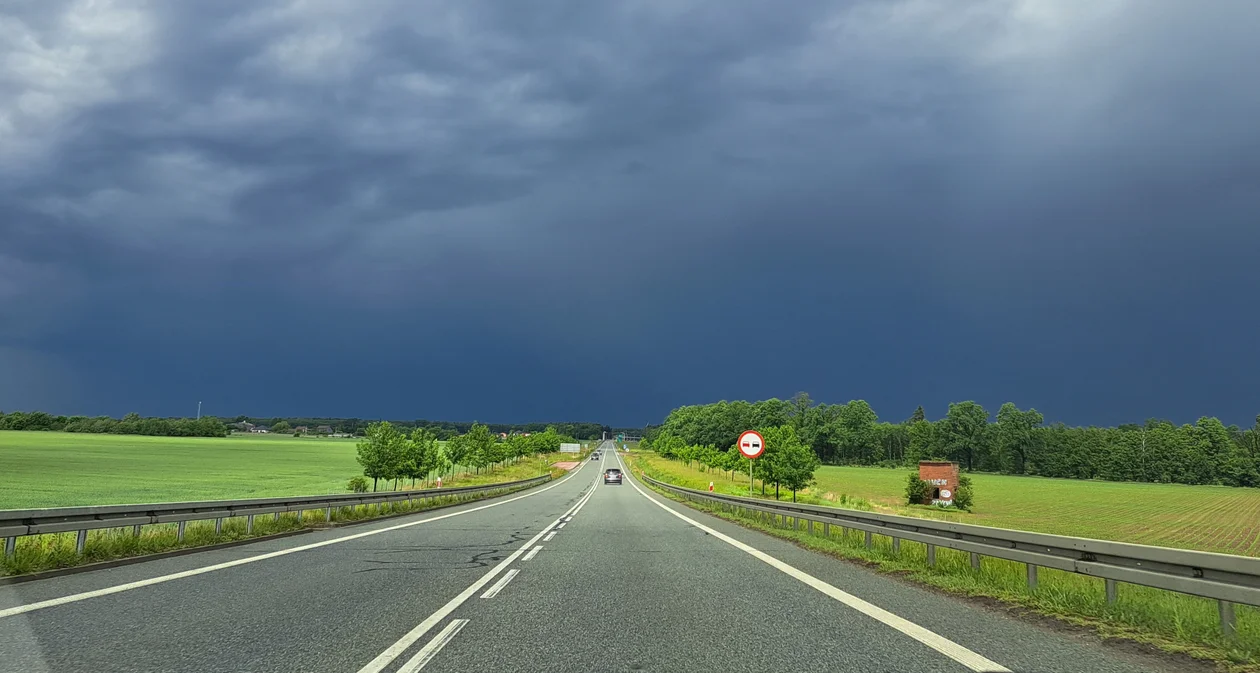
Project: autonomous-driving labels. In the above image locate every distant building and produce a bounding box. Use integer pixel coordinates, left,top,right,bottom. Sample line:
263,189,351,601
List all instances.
252,425,270,434
316,425,334,435
233,421,256,432
294,426,309,434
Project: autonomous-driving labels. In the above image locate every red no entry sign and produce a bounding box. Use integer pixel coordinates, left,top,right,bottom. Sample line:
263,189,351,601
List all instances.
737,430,764,459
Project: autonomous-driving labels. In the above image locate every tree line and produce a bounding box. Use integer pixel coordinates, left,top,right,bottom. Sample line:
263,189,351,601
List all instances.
232,416,621,440
644,424,821,502
0,410,227,438
354,422,577,491
642,394,1260,488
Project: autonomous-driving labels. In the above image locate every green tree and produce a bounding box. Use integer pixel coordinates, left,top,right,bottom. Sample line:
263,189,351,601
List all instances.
941,401,990,471
778,441,820,502
272,420,292,433
356,421,406,491
464,423,498,473
993,403,1043,474
909,406,926,424
402,427,439,487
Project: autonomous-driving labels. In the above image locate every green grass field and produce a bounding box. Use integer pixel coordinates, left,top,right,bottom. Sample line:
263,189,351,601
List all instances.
0,431,565,509
636,453,1260,557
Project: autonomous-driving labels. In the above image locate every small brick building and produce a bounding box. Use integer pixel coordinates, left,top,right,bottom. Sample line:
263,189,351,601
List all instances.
918,461,960,506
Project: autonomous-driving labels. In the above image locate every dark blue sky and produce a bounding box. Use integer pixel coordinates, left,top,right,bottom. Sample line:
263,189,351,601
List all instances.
2,1,1259,428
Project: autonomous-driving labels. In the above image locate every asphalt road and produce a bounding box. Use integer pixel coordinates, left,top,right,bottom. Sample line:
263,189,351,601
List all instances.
0,441,1183,672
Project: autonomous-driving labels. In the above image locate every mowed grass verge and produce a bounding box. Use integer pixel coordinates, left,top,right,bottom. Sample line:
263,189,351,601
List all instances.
640,452,1260,556
629,453,1260,671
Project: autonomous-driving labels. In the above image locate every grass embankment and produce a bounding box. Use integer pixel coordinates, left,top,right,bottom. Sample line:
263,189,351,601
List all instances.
629,452,1260,672
641,452,1260,556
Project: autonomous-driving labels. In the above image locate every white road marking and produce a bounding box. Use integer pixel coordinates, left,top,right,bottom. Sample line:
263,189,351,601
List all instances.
479,569,520,599
522,545,543,561
544,531,557,542
617,454,1011,673
356,465,602,673
0,460,591,621
395,619,469,673
557,522,566,529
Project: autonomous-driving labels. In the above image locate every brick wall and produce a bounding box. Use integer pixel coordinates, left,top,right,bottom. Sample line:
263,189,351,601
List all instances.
917,461,959,506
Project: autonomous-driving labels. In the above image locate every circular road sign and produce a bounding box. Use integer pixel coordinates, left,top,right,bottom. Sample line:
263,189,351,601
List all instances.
737,430,765,459
940,489,952,499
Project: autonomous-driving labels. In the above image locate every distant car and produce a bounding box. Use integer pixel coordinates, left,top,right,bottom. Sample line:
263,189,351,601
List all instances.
590,452,600,461
604,468,622,485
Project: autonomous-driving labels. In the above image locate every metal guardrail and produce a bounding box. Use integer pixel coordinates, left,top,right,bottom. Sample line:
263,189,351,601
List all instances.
640,474,1256,639
1,475,552,558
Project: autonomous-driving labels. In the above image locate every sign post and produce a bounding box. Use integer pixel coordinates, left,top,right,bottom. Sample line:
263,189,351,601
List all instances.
737,430,764,497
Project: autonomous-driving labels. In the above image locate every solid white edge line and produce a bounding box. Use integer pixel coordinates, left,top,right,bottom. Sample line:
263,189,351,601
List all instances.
479,568,520,599
395,619,469,673
616,453,1011,673
356,462,602,673
543,531,557,542
522,545,543,562
0,458,591,621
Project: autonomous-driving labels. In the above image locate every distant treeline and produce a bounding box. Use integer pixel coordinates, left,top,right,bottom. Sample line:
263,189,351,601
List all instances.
231,417,628,441
645,394,1260,488
0,411,228,438
0,410,641,442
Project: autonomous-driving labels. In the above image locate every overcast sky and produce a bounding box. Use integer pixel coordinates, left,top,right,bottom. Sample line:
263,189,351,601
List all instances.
2,0,1258,427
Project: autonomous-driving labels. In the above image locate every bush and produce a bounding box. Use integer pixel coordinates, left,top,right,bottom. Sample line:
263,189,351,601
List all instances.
905,473,930,505
347,476,370,493
953,475,974,511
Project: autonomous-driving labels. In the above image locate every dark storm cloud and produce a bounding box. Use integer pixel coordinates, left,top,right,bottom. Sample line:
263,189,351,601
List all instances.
2,0,1259,424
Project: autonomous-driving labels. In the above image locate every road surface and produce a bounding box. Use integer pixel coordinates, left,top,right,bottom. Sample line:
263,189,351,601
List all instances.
0,441,1179,672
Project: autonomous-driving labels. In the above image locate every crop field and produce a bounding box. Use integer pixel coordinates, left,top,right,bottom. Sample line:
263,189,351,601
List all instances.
632,452,1260,557
0,431,564,509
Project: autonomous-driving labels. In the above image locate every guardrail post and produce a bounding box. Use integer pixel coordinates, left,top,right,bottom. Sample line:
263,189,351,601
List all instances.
246,515,254,534
823,522,830,538
274,512,280,521
295,509,303,524
75,529,87,555
927,544,936,566
864,531,872,549
1105,579,1118,604
214,518,223,535
324,506,332,522
177,521,186,541
892,537,900,555
4,536,15,558
1026,564,1038,589
132,524,141,537
1220,601,1237,641
970,552,981,571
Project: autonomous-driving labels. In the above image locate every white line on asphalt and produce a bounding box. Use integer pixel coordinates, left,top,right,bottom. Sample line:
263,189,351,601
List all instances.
395,619,469,673
0,460,592,621
355,466,602,673
479,569,520,599
557,522,566,529
616,454,1011,673
543,531,557,542
522,545,542,561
